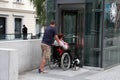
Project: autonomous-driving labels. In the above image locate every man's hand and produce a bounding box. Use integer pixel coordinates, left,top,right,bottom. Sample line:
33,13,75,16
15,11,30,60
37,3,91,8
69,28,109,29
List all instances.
55,35,60,46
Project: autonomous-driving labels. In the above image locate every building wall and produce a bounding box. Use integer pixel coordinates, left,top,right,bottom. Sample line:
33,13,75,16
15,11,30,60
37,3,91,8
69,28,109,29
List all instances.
48,0,103,68
0,49,18,80
0,40,41,74
0,0,34,11
0,0,36,39
57,0,85,4
53,0,120,69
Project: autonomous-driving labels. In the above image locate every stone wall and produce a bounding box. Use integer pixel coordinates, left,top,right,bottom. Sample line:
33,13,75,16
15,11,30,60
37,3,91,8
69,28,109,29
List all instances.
0,39,42,74
0,48,18,80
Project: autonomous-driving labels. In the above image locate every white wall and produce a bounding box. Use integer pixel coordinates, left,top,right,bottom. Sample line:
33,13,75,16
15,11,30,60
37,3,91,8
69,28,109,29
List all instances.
0,0,34,11
0,40,42,74
0,48,18,80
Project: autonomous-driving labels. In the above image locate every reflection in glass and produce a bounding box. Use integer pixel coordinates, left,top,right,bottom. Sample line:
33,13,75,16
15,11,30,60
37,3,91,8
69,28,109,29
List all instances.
103,0,120,68
84,0,102,67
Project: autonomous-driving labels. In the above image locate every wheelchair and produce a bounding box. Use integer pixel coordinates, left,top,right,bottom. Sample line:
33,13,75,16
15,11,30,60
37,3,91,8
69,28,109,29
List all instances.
48,45,72,70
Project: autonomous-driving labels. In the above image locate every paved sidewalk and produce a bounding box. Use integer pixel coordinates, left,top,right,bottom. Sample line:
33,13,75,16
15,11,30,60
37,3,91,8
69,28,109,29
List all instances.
19,65,120,80
86,65,120,80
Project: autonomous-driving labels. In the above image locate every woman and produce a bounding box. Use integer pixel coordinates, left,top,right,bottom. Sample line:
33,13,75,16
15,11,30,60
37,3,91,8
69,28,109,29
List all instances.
54,33,69,50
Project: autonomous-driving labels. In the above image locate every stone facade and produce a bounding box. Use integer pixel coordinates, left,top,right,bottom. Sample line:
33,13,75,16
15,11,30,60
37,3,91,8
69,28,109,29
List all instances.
0,0,36,39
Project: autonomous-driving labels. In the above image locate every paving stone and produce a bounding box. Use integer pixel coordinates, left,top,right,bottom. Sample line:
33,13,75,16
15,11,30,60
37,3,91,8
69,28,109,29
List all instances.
19,65,120,80
86,65,120,80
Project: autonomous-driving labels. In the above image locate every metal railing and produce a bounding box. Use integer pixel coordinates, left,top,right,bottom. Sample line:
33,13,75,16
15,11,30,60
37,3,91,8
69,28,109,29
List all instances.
0,33,34,40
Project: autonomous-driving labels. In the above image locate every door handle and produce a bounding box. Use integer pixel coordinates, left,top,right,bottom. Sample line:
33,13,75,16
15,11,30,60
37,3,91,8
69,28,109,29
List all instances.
91,48,101,52
72,36,78,38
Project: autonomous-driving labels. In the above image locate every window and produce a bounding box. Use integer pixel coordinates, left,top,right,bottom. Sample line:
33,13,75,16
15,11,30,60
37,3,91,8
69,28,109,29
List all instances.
0,17,6,39
16,0,22,3
13,0,24,5
103,0,120,68
15,18,22,39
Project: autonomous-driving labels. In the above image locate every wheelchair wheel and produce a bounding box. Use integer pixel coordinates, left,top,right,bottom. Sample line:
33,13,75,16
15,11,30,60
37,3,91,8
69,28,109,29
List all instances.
61,52,71,70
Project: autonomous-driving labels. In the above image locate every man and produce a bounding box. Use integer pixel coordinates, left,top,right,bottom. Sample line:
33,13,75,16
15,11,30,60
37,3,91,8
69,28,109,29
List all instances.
22,25,28,40
39,20,60,73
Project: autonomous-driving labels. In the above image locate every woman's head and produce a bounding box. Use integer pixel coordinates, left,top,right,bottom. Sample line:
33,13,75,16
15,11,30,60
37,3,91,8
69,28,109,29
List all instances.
58,33,64,39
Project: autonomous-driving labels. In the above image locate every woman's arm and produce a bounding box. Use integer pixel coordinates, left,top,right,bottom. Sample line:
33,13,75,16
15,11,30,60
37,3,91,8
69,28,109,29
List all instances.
54,35,60,46
61,40,69,50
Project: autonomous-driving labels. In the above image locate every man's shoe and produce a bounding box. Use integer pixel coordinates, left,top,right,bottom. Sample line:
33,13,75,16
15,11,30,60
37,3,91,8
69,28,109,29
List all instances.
42,70,47,73
38,69,42,73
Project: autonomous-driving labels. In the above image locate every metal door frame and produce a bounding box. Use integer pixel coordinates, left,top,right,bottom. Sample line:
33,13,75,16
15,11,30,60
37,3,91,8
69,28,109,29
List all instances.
57,4,85,66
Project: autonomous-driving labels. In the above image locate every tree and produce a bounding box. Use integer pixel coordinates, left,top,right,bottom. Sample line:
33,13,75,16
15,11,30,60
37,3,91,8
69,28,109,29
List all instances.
30,0,46,26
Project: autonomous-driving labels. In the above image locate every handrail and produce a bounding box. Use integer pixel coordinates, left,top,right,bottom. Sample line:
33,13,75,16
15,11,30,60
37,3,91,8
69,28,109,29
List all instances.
0,33,33,40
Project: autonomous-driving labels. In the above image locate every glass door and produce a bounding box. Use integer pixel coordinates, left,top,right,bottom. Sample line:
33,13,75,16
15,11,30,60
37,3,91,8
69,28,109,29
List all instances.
15,18,22,39
0,17,6,39
61,10,84,67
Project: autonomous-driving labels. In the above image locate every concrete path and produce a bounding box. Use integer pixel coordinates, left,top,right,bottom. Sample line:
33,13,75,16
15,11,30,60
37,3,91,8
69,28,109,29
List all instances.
19,65,120,80
86,65,120,80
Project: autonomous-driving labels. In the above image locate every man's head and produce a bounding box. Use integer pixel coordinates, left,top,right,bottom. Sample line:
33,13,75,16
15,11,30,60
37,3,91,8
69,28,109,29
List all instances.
23,25,26,27
50,20,56,27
